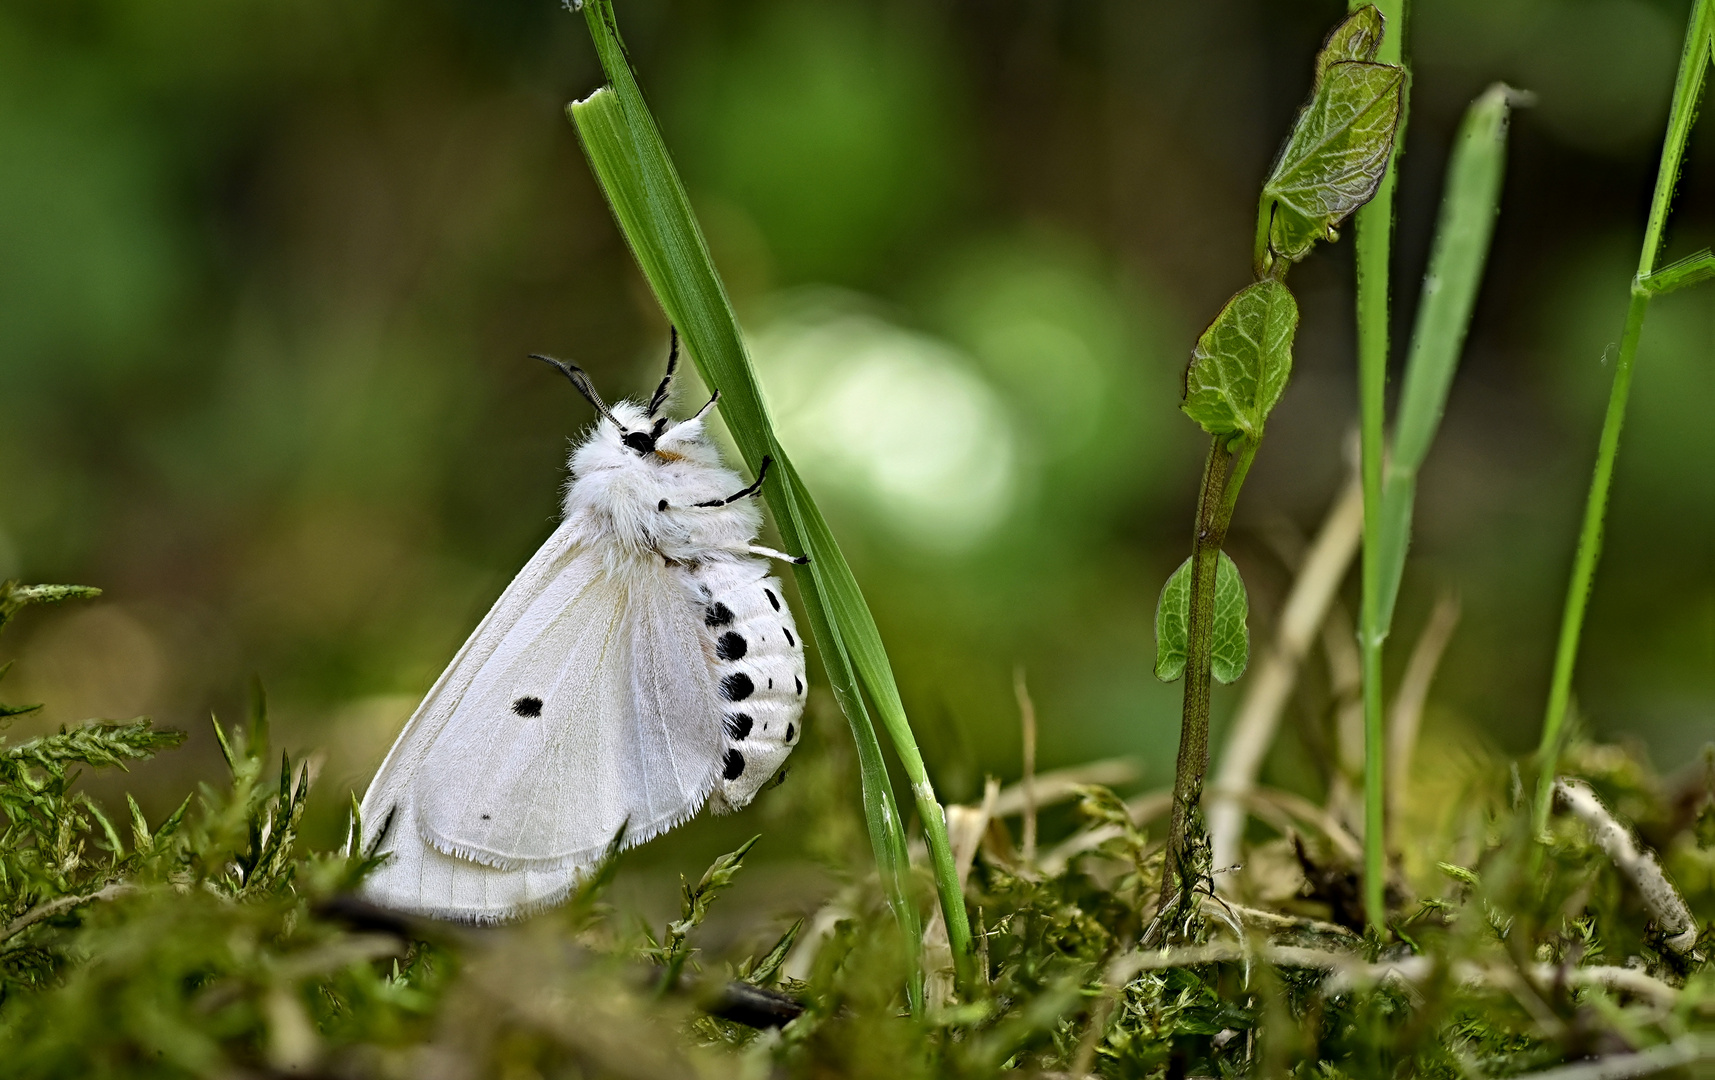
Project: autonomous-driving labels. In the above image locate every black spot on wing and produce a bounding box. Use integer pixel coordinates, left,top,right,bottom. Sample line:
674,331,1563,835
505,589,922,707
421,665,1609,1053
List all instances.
795,676,804,696
512,696,543,717
705,602,734,627
725,713,753,740
782,626,795,647
765,589,780,611
785,723,796,743
723,748,746,780
721,673,754,701
716,631,748,661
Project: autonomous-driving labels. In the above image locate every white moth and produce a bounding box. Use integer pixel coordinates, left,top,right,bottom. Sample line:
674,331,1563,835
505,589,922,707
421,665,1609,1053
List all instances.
356,334,806,921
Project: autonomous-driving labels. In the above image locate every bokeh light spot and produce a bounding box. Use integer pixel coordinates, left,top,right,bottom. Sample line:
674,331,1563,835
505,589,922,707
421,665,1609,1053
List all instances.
753,294,1016,552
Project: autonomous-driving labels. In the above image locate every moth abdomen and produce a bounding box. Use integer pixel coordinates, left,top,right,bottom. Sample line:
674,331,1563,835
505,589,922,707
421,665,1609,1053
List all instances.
691,557,806,813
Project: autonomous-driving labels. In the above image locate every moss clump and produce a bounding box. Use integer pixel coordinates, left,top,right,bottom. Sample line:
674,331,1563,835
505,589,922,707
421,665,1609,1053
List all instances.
0,583,1710,1078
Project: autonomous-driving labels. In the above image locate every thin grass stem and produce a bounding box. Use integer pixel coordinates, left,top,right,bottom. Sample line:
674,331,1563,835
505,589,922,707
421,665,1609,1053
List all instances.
1533,0,1715,836
1351,0,1409,934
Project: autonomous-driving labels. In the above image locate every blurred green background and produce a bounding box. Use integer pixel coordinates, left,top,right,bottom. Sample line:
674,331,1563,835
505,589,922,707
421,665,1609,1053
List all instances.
2,0,1711,883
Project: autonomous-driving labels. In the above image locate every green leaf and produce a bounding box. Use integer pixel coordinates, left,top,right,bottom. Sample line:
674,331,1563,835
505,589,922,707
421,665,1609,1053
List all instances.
1376,85,1515,631
1262,57,1403,264
1154,559,1191,682
655,835,759,989
0,582,102,637
743,917,803,988
1182,280,1299,438
1314,5,1385,86
127,792,153,853
1154,552,1249,684
1637,247,1715,295
5,720,183,772
1210,556,1250,684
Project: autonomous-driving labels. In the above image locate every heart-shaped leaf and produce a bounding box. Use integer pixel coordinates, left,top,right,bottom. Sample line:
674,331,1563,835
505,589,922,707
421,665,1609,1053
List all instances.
1314,5,1384,88
1154,551,1250,684
1263,58,1404,264
1181,279,1298,439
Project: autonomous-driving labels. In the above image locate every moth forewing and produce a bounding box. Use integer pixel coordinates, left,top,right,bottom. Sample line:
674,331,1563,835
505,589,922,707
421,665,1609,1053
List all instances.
355,352,806,922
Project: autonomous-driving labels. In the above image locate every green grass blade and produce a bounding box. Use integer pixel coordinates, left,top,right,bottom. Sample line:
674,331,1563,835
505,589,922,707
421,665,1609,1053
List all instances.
568,0,970,1002
1636,247,1715,295
1375,85,1516,632
1534,0,1715,835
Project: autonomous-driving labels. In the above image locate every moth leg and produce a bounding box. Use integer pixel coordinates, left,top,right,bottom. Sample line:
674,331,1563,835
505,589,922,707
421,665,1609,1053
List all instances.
695,455,772,507
740,543,808,566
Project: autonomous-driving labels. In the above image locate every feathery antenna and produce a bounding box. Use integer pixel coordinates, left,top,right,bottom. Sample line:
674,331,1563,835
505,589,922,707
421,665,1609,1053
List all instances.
531,354,628,431
647,328,679,416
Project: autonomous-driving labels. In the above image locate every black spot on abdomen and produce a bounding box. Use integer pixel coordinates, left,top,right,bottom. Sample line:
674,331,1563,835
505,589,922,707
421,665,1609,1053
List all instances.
705,603,734,627
725,713,753,740
716,631,747,661
720,673,754,701
512,696,543,717
723,748,746,780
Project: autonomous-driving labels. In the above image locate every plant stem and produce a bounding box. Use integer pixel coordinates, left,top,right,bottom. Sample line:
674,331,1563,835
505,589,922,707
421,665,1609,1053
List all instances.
1533,0,1714,836
1352,0,1409,935
1161,435,1257,917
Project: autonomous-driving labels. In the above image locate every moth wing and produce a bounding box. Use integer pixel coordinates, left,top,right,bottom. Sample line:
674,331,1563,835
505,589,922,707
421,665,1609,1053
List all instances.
357,521,590,851
410,553,723,872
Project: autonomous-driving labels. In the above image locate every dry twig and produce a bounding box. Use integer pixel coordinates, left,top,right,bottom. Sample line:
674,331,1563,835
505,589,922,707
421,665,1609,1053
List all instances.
1387,591,1461,832
1553,779,1697,953
1014,667,1039,865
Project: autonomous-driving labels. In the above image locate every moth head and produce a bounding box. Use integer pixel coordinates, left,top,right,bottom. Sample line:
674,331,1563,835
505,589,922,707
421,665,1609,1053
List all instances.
649,399,722,467
533,351,720,466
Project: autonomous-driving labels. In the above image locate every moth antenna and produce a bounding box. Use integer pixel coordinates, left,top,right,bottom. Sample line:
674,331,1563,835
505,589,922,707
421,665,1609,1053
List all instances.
695,454,771,506
647,328,679,416
689,388,721,422
531,354,628,431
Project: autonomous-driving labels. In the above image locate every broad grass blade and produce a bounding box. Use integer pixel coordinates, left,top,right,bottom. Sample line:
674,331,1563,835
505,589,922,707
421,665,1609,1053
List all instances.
1376,85,1516,629
567,0,972,1001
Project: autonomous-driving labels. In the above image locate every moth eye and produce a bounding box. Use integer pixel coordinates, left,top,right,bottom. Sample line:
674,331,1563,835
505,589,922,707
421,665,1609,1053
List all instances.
512,696,544,717
725,713,753,740
720,673,754,701
622,431,655,454
723,748,746,780
715,632,747,661
704,602,735,627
